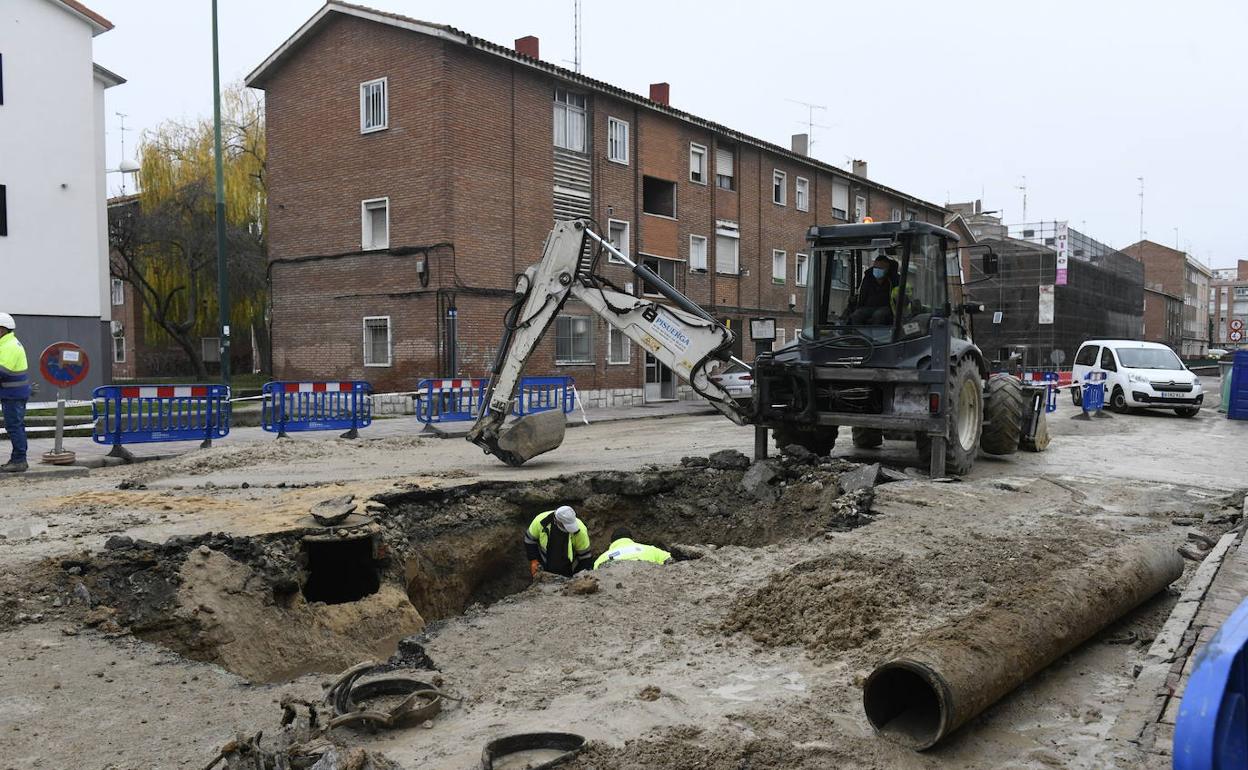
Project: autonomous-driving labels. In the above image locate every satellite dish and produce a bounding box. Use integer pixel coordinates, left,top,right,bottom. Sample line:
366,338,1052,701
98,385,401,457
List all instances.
1050,349,1066,365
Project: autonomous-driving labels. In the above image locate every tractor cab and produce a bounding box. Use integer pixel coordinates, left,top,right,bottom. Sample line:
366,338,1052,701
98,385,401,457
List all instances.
803,220,962,351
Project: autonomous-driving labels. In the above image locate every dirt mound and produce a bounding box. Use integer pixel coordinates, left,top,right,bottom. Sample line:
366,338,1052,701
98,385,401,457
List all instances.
723,512,1122,661
158,548,423,682
723,554,926,658
566,724,861,770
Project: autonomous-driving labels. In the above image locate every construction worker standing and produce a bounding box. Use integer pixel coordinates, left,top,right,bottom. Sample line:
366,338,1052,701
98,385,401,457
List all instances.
0,313,30,473
524,505,593,577
593,528,672,569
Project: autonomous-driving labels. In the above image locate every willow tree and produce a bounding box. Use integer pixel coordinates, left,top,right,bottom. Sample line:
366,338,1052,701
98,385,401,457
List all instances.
109,86,268,377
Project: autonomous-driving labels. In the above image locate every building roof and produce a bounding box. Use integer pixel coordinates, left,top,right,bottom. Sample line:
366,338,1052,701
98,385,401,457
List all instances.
93,63,126,88
246,1,946,215
50,0,113,34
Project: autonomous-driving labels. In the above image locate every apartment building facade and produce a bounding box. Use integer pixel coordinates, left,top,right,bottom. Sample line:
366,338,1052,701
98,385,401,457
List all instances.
1209,260,1248,349
0,0,122,396
1122,240,1212,357
247,2,946,404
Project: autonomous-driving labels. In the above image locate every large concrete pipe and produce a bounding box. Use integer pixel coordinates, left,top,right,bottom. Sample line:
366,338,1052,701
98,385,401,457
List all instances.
863,541,1183,750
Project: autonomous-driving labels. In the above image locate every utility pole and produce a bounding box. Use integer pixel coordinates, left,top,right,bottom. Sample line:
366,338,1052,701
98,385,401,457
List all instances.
1137,177,1145,244
212,0,231,385
1015,176,1027,222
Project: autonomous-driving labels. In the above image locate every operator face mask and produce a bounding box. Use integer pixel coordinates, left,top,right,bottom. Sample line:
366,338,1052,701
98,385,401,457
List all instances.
872,266,886,279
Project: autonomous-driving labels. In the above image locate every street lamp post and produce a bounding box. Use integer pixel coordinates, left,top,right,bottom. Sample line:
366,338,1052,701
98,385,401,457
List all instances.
211,0,231,385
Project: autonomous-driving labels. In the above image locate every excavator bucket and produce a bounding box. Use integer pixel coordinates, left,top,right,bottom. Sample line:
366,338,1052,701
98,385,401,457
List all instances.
494,410,567,466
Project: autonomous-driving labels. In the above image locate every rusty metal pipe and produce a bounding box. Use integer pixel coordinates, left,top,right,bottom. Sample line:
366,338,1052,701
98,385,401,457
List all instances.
863,541,1182,750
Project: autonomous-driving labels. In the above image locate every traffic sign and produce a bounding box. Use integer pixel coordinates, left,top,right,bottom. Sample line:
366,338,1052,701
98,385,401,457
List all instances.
1231,330,1244,343
38,342,90,388
1230,318,1244,331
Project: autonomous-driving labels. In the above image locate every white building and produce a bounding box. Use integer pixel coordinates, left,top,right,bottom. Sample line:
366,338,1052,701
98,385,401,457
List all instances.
0,0,122,395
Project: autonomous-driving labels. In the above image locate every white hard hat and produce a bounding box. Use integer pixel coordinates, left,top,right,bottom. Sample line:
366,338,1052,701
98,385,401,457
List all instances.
554,505,580,533
0,313,14,330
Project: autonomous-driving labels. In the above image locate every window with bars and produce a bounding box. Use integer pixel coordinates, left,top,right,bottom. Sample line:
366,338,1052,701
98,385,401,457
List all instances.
363,316,392,366
772,250,787,284
607,117,628,163
360,78,388,133
689,234,708,271
716,146,735,190
689,143,707,184
112,335,126,364
361,198,389,250
772,170,787,206
555,316,593,364
111,278,125,306
891,207,902,221
607,327,630,364
795,177,809,211
553,88,587,152
607,219,630,264
855,195,867,223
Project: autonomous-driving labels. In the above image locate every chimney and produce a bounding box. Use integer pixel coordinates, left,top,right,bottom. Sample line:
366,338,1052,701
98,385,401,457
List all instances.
852,159,868,178
649,82,670,106
515,35,540,59
791,133,809,156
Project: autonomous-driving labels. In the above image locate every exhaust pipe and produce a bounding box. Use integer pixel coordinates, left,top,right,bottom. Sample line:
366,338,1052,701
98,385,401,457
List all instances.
863,541,1182,750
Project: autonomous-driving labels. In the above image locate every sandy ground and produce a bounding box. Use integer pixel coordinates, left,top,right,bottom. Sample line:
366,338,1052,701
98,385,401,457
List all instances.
0,394,1245,769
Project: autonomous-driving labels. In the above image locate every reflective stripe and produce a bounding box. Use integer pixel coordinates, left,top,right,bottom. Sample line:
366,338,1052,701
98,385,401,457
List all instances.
605,545,646,561
1,379,29,388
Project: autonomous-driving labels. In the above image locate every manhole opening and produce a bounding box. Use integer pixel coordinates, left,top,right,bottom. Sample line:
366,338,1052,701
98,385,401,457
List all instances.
303,535,381,604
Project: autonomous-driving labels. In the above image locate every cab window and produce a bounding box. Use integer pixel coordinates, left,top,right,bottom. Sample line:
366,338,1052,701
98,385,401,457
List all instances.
1074,345,1099,367
1100,347,1117,372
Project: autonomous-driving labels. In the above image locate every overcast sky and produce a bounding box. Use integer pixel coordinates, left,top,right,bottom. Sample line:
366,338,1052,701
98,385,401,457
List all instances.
90,0,1246,267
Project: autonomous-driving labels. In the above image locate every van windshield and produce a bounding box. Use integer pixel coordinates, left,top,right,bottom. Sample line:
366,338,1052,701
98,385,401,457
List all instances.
1114,347,1182,370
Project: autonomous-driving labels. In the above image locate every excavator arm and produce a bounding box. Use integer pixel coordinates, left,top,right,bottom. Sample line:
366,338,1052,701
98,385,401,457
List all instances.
466,219,750,466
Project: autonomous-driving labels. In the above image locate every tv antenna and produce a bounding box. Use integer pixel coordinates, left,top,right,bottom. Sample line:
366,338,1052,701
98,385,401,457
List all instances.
571,0,582,73
1137,176,1145,243
116,112,133,194
786,98,829,152
1015,175,1027,222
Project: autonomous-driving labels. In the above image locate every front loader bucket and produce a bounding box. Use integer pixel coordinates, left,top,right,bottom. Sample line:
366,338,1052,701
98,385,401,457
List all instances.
494,410,567,466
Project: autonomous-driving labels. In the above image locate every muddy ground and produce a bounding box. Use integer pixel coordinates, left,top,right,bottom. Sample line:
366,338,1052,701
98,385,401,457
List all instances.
1,395,1246,769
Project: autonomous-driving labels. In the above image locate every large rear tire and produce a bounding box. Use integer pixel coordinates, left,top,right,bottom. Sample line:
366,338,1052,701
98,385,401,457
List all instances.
851,427,883,448
980,374,1024,456
773,425,838,457
916,359,983,476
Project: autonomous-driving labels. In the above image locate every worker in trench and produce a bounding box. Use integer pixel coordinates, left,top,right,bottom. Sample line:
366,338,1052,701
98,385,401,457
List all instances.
593,527,672,569
524,505,594,578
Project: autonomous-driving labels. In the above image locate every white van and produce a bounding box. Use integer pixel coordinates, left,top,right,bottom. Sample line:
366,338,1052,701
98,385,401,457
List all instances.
1071,340,1203,416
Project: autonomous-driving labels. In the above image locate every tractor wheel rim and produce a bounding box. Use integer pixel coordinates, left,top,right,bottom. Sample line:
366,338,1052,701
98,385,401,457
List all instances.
956,379,979,449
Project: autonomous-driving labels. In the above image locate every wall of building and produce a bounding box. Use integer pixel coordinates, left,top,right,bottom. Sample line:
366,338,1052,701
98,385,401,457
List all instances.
1121,240,1210,357
257,12,943,397
967,236,1143,368
0,0,107,322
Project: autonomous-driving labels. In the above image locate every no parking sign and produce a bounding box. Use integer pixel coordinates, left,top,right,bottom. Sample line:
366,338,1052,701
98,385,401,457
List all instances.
38,342,90,388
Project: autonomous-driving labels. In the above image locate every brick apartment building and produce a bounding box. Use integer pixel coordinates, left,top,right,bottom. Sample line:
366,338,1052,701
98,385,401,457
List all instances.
1209,260,1248,349
246,2,946,405
1122,240,1212,357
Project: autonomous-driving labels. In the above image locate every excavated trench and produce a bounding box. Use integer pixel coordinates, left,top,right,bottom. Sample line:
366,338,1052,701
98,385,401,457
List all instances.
42,450,880,682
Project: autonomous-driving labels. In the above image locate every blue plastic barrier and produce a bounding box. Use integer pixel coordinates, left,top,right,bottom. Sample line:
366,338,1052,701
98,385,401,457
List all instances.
1174,595,1248,769
415,378,489,424
262,381,372,438
1229,350,1248,421
1043,371,1059,413
1081,371,1106,414
514,376,576,416
93,384,231,457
